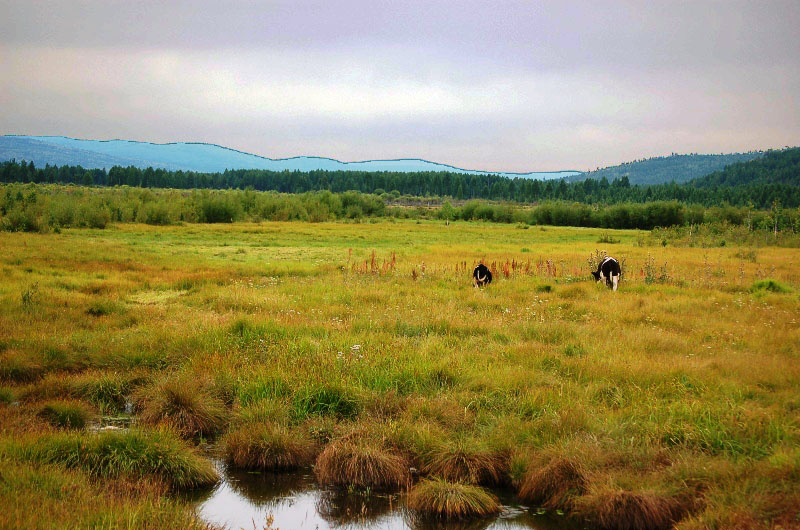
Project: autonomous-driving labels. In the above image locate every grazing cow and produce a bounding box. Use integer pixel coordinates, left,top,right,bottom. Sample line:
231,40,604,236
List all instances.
592,256,621,291
473,263,493,287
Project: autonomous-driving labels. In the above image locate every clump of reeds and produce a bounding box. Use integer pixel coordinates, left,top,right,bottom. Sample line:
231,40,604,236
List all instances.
71,371,135,412
223,422,315,470
315,436,410,490
407,478,500,519
422,438,507,485
136,374,227,438
292,384,360,420
577,490,683,530
20,429,218,489
518,458,588,511
37,400,95,429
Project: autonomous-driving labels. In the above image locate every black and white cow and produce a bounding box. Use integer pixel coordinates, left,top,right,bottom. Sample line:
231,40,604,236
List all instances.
473,263,493,287
591,256,621,291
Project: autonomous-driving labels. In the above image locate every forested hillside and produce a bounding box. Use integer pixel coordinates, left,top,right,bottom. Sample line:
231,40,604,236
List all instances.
2,159,799,208
691,147,800,188
566,152,765,185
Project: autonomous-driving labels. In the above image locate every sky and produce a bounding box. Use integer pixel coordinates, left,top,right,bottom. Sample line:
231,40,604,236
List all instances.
1,1,798,172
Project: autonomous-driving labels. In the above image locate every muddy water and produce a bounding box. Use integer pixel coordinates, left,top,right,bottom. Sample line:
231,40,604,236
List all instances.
190,460,578,530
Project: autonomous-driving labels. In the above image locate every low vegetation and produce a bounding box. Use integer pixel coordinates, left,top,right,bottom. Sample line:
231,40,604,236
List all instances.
37,400,95,429
223,422,315,470
407,478,501,519
1,218,798,527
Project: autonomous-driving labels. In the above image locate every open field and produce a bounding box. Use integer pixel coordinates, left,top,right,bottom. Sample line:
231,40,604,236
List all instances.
1,220,799,529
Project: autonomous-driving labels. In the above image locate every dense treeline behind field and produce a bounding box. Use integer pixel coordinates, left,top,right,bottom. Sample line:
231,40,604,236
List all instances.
2,150,799,208
3,183,799,236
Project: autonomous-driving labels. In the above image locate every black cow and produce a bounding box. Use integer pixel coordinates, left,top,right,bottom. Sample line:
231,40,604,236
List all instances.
473,264,493,287
591,256,621,291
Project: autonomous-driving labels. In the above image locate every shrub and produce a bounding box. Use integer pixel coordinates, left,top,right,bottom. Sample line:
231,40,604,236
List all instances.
422,439,507,485
576,490,683,530
223,422,315,470
19,429,218,489
292,384,359,420
518,458,588,511
136,374,227,438
407,478,500,519
315,436,410,490
750,279,792,293
38,400,95,429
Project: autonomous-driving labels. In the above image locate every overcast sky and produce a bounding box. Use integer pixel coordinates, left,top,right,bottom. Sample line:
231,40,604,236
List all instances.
1,1,798,171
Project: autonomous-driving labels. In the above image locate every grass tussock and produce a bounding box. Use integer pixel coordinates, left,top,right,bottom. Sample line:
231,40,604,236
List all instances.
136,374,227,438
223,422,315,470
16,429,218,489
0,386,14,404
293,384,360,420
576,490,684,530
422,438,508,485
750,278,792,293
407,478,501,519
314,436,410,490
518,458,588,511
37,400,95,429
0,350,43,383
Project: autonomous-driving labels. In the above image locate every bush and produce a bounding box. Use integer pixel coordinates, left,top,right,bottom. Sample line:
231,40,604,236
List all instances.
407,478,500,519
37,400,95,429
136,374,228,438
223,422,315,470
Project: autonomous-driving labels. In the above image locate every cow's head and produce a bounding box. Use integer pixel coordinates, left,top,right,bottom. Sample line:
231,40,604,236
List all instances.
591,270,601,282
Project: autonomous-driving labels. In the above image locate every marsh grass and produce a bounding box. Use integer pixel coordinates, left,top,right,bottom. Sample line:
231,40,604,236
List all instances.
37,400,95,429
12,429,218,488
422,438,508,485
518,458,588,511
0,386,14,404
1,221,799,526
293,384,360,420
407,478,501,519
0,350,43,383
315,435,410,490
223,422,315,470
750,278,792,293
136,374,227,438
576,490,684,530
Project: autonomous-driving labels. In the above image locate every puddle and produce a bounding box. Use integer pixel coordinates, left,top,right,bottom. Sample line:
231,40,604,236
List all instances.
190,460,577,530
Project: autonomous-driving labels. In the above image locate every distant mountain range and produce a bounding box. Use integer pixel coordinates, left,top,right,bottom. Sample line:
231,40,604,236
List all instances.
0,135,579,180
564,152,766,185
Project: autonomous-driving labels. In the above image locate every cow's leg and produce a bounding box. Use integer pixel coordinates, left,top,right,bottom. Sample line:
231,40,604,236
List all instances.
599,272,605,284
612,275,619,291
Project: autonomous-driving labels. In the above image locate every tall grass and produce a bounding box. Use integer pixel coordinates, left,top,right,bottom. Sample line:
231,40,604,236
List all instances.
223,422,315,470
11,429,218,489
407,478,501,519
136,374,228,438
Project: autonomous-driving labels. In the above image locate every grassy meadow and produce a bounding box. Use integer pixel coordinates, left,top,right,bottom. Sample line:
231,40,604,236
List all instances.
1,219,799,529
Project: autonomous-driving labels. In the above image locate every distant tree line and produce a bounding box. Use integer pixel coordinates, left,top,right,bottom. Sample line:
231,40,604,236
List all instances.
2,183,799,235
1,157,798,209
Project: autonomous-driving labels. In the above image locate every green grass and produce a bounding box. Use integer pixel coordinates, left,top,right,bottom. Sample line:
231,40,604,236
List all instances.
0,220,799,526
37,400,95,429
7,429,218,489
407,478,501,519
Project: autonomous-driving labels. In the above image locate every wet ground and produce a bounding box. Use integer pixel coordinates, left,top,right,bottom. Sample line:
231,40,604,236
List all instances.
189,460,579,530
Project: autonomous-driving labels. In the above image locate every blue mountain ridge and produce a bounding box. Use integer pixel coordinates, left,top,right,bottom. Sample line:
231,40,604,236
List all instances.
1,135,580,180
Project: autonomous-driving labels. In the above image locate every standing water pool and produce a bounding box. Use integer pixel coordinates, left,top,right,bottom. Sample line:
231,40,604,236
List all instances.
189,460,578,530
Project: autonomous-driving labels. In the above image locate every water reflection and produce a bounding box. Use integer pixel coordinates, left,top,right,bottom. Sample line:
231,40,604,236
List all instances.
193,460,576,530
